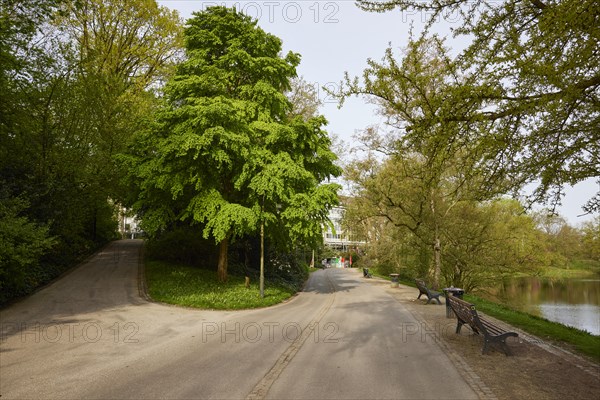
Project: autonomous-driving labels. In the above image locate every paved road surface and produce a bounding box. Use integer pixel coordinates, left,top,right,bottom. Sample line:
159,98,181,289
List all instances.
0,240,478,399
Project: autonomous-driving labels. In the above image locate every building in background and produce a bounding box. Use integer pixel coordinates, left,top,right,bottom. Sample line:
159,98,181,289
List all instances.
322,197,365,252
117,206,143,239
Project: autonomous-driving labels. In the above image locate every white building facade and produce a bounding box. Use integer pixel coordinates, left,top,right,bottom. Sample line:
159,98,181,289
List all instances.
322,202,364,251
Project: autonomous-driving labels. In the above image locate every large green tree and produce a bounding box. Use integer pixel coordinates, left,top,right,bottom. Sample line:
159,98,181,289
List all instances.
0,0,64,294
125,7,341,282
345,151,544,290
23,0,181,249
51,0,182,205
581,217,600,261
357,0,600,214
0,0,57,300
339,37,510,286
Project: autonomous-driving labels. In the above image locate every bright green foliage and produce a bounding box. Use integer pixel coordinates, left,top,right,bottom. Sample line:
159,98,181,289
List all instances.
0,0,181,303
339,37,513,287
357,0,600,214
440,199,544,291
0,197,56,303
532,211,600,267
125,7,341,281
51,0,183,205
581,217,600,261
56,0,181,91
336,36,552,289
345,151,544,290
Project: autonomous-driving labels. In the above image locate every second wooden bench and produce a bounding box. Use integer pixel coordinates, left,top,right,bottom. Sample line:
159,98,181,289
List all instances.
415,279,442,304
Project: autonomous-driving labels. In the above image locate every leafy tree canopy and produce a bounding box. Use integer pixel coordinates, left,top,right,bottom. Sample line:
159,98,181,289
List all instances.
355,0,600,214
0,0,182,303
55,0,182,90
125,7,341,281
286,76,323,122
0,195,56,303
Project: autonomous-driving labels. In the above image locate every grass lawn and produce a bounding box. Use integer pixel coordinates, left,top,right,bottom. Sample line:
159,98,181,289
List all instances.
145,260,297,310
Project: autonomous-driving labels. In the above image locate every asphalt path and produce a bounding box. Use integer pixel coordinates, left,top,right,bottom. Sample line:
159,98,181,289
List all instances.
0,240,478,399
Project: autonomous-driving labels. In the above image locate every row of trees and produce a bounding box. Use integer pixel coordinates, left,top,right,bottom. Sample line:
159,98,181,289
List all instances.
534,213,599,267
1,1,341,303
335,0,599,290
1,0,598,301
346,162,599,291
0,0,183,302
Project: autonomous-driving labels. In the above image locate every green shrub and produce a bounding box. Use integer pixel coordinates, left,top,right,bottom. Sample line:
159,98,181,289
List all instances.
145,226,218,268
0,198,56,304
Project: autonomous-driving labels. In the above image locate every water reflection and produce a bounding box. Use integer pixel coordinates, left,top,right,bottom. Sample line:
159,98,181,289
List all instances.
538,304,600,336
491,277,600,335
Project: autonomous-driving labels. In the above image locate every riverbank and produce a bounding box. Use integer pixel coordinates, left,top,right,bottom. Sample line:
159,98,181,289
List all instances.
465,293,599,361
483,273,600,336
534,264,599,279
386,273,600,360
370,276,600,400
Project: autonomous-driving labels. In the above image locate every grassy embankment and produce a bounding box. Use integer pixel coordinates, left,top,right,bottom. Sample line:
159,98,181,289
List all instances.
472,259,599,361
391,262,600,362
463,293,600,362
145,260,297,310
531,262,598,279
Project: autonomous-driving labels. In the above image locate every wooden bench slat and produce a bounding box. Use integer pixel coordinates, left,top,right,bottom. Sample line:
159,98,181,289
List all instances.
480,320,504,335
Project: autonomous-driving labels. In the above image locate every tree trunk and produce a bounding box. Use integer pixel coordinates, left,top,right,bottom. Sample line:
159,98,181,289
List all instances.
92,207,98,242
430,195,441,289
217,237,229,282
259,221,264,298
433,235,441,289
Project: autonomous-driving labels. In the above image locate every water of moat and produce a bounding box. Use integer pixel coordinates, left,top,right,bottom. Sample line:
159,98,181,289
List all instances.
489,276,600,335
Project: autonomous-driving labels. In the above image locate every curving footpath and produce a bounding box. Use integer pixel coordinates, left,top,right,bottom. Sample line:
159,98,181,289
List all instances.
1,239,486,399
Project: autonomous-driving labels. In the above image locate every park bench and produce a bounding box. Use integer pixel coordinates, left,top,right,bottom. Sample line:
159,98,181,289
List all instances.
446,295,519,355
415,279,442,304
363,268,372,278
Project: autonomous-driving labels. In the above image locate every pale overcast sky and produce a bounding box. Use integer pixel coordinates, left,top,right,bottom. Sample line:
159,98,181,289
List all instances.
158,1,599,225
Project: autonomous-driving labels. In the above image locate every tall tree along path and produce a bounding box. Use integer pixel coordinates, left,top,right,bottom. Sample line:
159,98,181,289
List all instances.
0,240,478,399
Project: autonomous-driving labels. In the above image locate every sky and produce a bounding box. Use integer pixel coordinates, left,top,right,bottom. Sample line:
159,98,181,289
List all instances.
158,0,599,226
